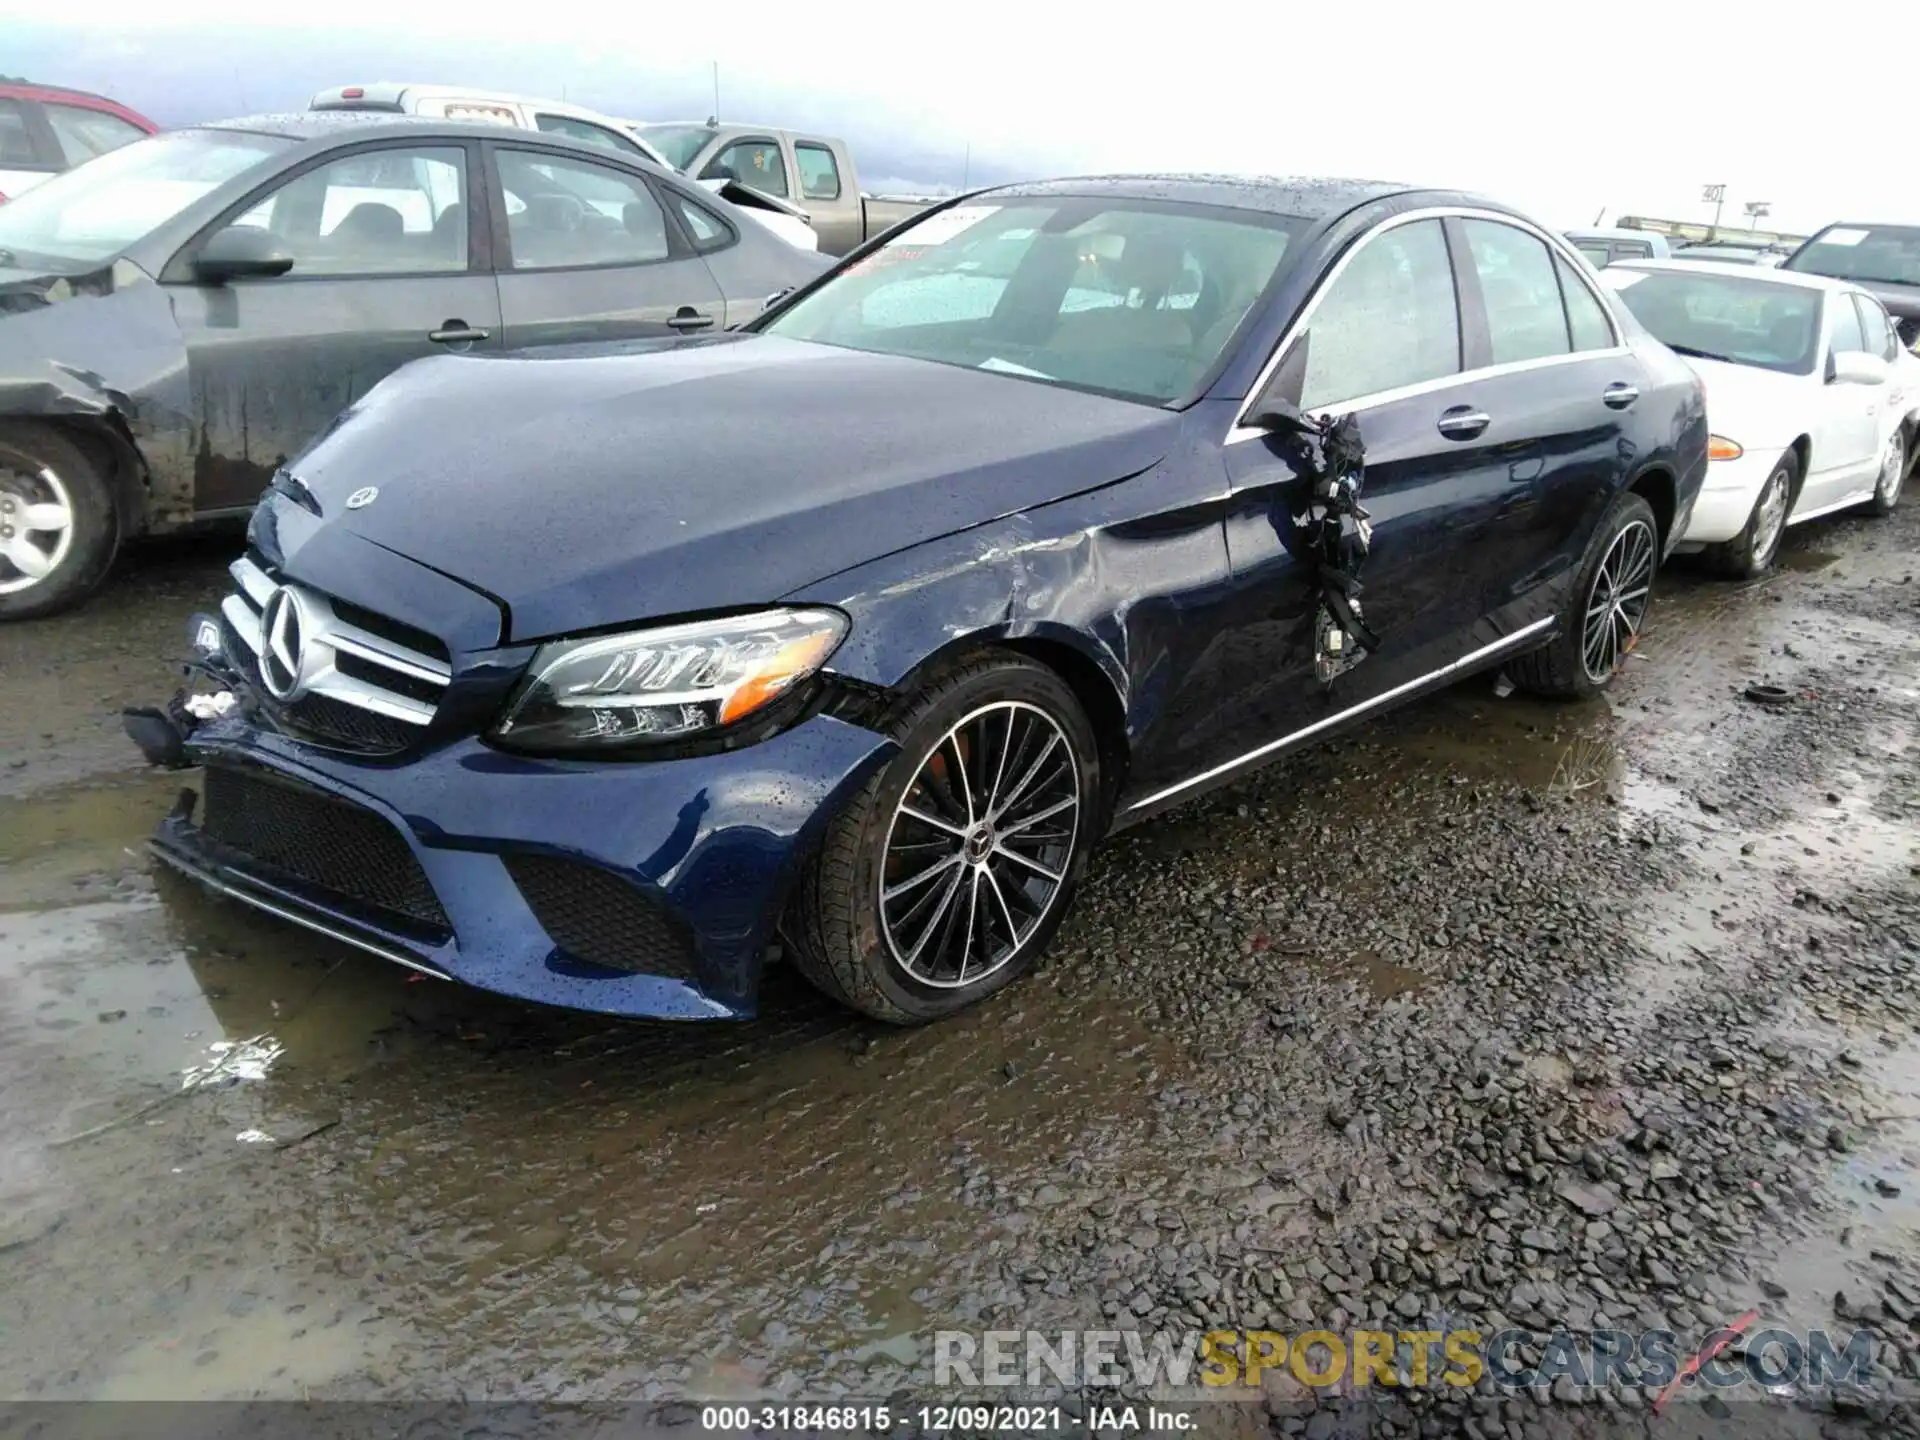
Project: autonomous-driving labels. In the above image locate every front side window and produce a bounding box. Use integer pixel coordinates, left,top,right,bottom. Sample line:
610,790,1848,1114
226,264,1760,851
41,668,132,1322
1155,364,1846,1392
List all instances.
762,196,1301,405
534,114,642,160
45,103,148,166
1601,268,1821,375
1555,253,1616,352
1855,295,1897,362
229,146,467,276
1292,218,1460,410
0,128,292,269
1461,219,1571,365
795,142,841,201
1827,292,1866,355
1786,224,1920,288
700,139,788,198
497,147,669,269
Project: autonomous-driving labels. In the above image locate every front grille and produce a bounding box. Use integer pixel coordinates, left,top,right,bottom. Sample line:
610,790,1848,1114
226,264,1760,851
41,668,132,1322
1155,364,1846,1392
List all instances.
220,553,451,756
200,765,450,935
504,853,697,978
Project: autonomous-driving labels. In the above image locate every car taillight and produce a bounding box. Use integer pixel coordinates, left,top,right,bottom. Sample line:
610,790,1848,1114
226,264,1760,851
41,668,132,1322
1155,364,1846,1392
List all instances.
341,86,364,99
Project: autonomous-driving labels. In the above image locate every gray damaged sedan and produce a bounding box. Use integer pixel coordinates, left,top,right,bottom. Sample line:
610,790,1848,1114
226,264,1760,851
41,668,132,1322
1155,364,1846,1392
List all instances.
0,111,829,618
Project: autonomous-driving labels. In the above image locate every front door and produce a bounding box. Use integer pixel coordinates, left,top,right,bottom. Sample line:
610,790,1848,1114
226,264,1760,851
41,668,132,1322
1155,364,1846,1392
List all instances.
167,140,500,513
1803,292,1885,510
487,144,727,348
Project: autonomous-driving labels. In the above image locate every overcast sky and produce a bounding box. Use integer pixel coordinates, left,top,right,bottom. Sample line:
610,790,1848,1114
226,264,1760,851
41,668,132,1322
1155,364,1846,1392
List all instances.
4,0,1906,233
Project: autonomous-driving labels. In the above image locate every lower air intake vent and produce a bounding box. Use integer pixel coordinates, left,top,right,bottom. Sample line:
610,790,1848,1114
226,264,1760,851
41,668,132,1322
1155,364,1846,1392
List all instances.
200,765,450,935
504,853,697,979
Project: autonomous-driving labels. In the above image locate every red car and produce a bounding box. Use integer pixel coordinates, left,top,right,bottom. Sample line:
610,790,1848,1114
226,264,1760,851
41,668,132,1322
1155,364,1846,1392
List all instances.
0,79,157,203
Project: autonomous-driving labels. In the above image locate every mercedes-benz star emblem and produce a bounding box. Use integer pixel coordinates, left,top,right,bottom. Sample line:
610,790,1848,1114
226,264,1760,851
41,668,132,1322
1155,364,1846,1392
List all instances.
345,486,380,510
258,586,309,700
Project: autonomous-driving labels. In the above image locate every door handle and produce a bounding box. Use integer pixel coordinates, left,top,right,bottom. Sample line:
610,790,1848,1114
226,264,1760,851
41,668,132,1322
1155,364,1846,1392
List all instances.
1602,382,1639,409
1436,406,1491,440
428,322,489,346
667,309,716,332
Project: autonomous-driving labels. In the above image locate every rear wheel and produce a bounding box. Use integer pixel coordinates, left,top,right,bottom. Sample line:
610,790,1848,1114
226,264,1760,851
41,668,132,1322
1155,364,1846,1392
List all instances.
1511,491,1658,699
1709,450,1797,578
0,422,120,621
1866,427,1906,517
786,652,1099,1024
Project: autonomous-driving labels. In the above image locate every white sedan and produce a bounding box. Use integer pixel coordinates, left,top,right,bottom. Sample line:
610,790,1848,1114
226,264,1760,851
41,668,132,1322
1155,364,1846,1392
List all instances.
1599,260,1917,576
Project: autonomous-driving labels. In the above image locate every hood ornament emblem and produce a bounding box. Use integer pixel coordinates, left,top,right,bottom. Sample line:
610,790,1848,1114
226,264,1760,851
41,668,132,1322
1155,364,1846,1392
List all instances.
258,586,311,701
345,486,380,510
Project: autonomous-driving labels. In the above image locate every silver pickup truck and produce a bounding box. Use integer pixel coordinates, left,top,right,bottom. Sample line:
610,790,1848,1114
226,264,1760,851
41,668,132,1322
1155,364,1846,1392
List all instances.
633,122,932,256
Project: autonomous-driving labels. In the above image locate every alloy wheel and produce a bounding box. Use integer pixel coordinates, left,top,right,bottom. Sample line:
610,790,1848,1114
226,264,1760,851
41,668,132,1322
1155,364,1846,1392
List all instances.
1582,518,1655,684
0,461,74,596
1750,469,1790,566
1879,431,1907,506
879,700,1081,988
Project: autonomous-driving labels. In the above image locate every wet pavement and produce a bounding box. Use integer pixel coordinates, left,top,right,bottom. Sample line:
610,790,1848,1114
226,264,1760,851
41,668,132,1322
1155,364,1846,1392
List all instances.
1,507,1917,1435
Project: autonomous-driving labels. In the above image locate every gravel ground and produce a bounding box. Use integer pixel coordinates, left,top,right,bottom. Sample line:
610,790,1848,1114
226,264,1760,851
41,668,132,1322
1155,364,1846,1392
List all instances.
0,503,1916,1439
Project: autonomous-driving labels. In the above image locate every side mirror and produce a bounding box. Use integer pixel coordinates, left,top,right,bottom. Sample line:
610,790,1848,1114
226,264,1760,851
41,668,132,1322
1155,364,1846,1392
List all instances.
1828,350,1889,386
192,226,294,284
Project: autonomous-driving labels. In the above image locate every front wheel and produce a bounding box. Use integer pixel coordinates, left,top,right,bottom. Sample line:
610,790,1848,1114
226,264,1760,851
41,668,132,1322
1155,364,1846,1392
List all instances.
0,422,121,621
1866,427,1906,517
1511,491,1659,700
786,652,1099,1024
1708,450,1797,579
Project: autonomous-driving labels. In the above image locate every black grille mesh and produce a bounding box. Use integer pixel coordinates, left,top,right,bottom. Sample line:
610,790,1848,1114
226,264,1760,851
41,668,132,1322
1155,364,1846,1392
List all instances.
504,853,697,978
280,693,421,754
199,765,450,935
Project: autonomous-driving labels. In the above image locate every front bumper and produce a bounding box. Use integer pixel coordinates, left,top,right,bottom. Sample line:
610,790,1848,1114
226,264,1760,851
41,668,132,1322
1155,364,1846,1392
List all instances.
1675,448,1784,548
150,711,894,1020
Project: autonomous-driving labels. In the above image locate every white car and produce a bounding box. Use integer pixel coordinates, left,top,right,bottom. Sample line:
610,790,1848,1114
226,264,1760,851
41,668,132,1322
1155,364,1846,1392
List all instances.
1600,260,1917,576
309,84,818,253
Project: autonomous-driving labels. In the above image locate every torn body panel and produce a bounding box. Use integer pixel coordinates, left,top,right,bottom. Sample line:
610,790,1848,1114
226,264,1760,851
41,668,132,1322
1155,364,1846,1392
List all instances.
0,260,194,527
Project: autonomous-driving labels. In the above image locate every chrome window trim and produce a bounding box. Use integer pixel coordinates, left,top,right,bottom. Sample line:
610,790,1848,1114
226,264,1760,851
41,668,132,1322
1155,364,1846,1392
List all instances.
1122,615,1556,814
1227,205,1629,445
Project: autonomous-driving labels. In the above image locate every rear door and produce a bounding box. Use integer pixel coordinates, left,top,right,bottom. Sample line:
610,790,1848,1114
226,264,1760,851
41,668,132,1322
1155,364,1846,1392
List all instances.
486,142,726,348
165,139,502,513
1443,216,1633,612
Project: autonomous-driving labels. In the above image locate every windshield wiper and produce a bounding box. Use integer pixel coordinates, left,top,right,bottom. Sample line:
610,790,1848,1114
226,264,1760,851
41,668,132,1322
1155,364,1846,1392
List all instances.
1666,343,1735,364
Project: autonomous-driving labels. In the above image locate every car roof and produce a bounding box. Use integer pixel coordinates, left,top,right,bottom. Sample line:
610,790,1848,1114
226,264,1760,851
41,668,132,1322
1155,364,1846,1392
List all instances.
975,174,1441,219
1609,257,1856,292
199,110,658,155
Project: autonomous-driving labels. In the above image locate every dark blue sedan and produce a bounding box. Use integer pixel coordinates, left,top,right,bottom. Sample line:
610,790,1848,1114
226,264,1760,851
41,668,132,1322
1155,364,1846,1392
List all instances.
133,176,1707,1024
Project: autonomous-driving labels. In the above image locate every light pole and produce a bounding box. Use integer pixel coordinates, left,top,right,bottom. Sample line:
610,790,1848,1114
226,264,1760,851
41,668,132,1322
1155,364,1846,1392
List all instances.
1702,183,1727,233
1743,201,1771,231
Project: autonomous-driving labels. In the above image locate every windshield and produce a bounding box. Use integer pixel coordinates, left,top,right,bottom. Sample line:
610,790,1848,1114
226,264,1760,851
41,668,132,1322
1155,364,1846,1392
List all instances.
758,196,1302,405
1603,268,1822,375
1785,224,1920,288
0,129,291,269
635,125,713,172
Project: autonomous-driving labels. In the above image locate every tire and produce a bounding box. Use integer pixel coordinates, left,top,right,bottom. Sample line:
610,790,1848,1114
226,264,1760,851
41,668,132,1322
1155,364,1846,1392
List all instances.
0,421,121,621
1866,426,1906,517
1511,491,1659,700
786,650,1100,1024
1708,450,1798,578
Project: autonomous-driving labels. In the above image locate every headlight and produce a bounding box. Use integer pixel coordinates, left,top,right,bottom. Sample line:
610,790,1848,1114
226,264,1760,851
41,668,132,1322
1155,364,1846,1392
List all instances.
492,608,848,751
1708,435,1743,461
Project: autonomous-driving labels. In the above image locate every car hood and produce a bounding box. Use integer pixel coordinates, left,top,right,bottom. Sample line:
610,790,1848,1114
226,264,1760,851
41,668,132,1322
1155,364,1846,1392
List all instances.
284,333,1179,642
1680,355,1816,449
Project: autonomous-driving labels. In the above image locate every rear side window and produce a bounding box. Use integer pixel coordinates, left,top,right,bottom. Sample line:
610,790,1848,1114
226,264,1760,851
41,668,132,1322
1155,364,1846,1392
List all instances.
795,142,841,200
1575,242,1610,268
1827,293,1866,355
1461,219,1571,365
699,139,788,198
1555,254,1616,352
45,103,147,166
1295,218,1461,410
673,193,736,253
534,113,643,160
497,148,671,269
